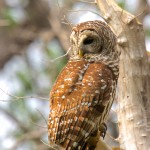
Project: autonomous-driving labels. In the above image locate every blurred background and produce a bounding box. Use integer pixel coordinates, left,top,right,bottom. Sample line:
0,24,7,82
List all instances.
0,0,149,150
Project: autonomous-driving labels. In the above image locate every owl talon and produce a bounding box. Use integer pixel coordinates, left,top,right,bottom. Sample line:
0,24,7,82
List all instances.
99,123,107,139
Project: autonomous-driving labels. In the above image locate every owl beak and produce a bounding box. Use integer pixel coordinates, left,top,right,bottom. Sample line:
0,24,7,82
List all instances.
78,49,84,58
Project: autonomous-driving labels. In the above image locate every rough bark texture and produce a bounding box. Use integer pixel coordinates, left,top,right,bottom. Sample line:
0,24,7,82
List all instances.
96,0,150,150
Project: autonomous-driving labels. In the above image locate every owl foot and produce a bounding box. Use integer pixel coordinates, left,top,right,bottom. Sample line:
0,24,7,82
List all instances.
99,123,107,139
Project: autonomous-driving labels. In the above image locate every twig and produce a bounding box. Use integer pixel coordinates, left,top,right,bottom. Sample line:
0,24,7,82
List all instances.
40,140,58,150
30,120,47,129
42,47,71,63
76,0,96,4
35,108,48,127
134,0,148,19
66,8,104,19
0,87,49,102
61,15,73,29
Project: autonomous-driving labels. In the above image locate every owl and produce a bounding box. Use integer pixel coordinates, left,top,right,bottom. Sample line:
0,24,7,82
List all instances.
48,20,119,150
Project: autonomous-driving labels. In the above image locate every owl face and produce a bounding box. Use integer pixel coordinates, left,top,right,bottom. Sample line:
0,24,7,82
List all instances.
70,21,117,60
70,29,102,57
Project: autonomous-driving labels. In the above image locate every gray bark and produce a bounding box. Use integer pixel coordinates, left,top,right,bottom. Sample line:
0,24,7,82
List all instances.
96,0,150,150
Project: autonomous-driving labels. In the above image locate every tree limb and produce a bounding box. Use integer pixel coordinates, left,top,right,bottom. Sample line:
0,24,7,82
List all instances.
96,0,150,150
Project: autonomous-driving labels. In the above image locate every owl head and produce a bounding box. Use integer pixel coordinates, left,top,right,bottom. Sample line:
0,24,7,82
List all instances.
70,20,117,60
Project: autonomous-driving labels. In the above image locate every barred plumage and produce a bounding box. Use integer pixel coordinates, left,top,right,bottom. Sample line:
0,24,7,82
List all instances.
48,20,119,150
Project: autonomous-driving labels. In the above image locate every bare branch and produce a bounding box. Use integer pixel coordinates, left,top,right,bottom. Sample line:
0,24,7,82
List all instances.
0,87,49,102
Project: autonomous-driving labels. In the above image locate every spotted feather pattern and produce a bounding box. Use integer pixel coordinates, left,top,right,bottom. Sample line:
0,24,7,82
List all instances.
48,60,116,149
48,20,119,150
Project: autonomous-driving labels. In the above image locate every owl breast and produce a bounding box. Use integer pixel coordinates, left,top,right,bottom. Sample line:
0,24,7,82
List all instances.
48,60,115,149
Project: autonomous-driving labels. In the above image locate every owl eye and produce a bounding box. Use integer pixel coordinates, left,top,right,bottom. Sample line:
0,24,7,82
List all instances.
83,37,94,45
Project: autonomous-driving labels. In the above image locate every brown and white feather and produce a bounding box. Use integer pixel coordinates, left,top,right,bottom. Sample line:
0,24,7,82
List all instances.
48,20,119,150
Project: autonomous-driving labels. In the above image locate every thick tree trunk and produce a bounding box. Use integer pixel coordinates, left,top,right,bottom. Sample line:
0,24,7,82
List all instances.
96,0,150,150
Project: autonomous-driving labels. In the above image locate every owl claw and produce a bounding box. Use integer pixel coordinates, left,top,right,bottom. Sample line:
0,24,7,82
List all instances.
99,123,107,139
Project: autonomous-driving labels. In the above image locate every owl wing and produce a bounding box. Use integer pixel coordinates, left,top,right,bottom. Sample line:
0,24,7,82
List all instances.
48,60,114,149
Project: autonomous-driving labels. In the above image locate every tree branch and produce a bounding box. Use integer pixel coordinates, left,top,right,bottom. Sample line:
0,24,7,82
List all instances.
135,0,150,22
96,0,150,149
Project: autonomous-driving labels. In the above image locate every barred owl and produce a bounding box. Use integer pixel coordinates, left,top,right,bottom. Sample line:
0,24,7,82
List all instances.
48,20,119,150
